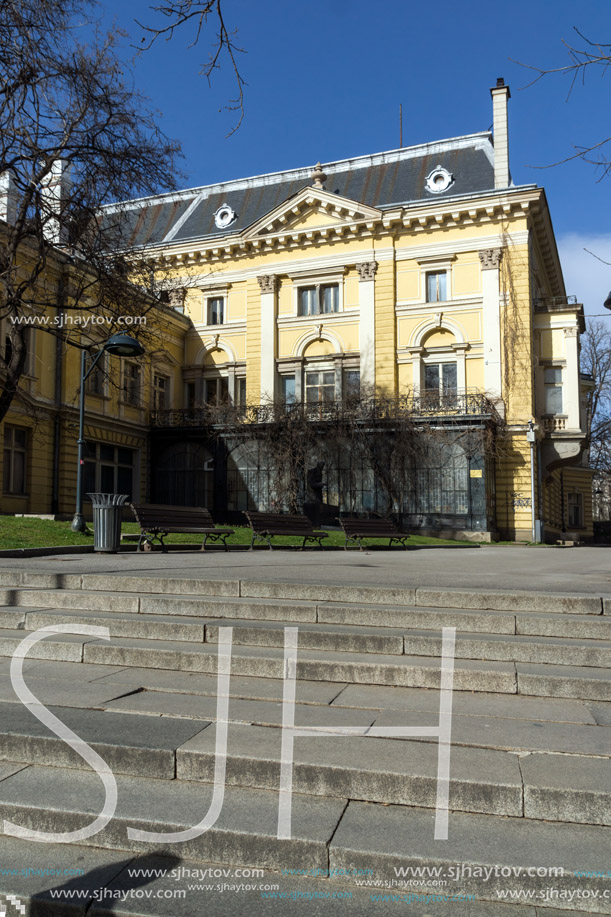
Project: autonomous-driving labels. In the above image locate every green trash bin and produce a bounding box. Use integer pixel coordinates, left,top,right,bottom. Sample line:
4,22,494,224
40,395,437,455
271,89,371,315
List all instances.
87,493,129,553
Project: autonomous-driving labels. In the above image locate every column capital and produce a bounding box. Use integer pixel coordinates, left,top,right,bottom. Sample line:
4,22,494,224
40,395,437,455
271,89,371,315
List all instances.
564,326,578,338
478,248,503,271
257,274,277,294
356,261,378,281
168,287,186,309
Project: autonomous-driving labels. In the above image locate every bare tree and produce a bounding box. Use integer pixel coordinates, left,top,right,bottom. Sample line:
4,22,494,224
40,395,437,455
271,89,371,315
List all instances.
137,0,246,135
0,0,182,424
514,30,611,179
581,318,611,475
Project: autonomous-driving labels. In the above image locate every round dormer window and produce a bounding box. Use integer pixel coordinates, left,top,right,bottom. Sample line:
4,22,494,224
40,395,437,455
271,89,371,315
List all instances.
425,166,454,194
214,204,237,229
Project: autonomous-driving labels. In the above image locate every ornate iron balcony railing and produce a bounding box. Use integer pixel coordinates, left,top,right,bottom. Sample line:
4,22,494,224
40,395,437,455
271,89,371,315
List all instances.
150,393,499,428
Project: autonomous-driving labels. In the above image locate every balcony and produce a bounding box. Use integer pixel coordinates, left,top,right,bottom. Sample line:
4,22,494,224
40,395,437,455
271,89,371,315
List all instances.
150,393,499,428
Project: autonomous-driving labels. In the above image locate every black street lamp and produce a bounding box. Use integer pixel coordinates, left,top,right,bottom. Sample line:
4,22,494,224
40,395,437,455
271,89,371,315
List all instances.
71,333,145,533
604,291,611,310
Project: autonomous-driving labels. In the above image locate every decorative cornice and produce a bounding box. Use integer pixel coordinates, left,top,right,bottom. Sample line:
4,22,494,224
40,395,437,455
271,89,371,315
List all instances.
478,248,504,270
257,274,277,294
356,261,378,281
168,287,186,308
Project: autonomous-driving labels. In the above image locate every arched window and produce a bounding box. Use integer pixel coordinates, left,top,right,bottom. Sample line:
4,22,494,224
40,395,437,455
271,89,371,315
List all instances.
153,442,214,507
403,440,469,516
227,441,273,511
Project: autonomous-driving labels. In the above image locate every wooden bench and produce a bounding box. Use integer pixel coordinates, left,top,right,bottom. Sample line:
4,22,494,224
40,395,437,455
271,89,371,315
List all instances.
129,503,234,552
339,517,410,550
244,511,329,550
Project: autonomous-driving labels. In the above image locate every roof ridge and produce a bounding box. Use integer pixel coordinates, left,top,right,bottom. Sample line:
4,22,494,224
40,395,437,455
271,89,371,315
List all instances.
102,132,493,213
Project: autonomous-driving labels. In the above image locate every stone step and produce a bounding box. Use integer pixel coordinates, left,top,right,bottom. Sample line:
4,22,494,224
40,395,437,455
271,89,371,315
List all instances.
0,765,347,872
0,763,608,912
0,702,208,779
0,836,535,917
176,720,611,827
175,722,523,817
79,635,518,693
3,620,611,699
329,802,611,913
3,575,605,616
7,588,320,623
0,838,536,917
404,630,611,668
5,587,611,644
21,607,206,644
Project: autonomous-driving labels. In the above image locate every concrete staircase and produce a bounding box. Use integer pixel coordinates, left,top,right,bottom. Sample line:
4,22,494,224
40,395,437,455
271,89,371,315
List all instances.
0,570,609,914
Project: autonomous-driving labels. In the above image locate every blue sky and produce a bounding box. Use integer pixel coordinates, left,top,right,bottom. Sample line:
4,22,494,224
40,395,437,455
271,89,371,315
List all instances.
99,0,611,316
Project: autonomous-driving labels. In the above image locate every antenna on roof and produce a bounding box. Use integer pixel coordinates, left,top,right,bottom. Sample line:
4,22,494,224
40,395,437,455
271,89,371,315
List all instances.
399,104,403,148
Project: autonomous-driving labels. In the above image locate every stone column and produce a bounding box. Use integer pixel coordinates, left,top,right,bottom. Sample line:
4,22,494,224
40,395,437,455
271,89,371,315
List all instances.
258,275,277,403
479,248,503,400
407,346,423,397
564,326,580,430
356,261,377,396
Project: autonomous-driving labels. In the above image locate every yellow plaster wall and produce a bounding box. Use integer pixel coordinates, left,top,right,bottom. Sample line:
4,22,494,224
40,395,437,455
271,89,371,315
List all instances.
500,243,534,423
422,328,455,348
495,434,533,538
396,264,420,301
229,286,247,320
344,270,360,310
277,280,293,315
452,258,481,297
397,362,413,392
466,358,485,390
303,340,335,357
539,329,565,360
374,259,396,395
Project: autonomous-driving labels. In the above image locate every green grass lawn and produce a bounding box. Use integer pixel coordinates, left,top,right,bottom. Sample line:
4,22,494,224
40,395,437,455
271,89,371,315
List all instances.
0,516,471,550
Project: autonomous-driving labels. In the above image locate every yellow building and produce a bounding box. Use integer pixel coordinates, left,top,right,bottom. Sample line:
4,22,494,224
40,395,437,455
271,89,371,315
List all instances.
0,79,593,541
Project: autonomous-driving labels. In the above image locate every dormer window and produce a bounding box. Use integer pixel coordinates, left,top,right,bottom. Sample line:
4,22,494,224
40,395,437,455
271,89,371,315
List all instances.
425,166,454,194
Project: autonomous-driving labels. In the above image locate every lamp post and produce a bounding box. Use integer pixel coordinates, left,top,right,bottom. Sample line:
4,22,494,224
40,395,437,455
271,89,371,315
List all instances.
71,333,145,533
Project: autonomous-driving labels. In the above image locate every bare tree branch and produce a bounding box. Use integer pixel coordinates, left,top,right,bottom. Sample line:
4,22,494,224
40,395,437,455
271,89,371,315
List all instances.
513,28,611,178
136,0,246,135
0,0,184,423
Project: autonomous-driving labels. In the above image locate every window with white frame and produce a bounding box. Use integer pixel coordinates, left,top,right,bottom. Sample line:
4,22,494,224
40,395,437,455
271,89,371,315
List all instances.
123,363,141,406
236,377,247,408
83,442,135,498
298,283,339,316
152,373,169,411
344,369,360,402
207,296,225,325
426,271,448,303
204,377,229,405
280,375,296,405
305,369,335,403
3,425,27,494
424,362,457,401
544,366,563,414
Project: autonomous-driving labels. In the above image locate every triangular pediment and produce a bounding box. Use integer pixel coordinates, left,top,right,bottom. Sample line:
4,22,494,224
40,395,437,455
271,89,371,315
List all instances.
243,186,383,239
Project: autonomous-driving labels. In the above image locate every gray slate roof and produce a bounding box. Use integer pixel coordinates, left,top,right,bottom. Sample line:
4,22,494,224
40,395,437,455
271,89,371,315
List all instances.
104,133,497,250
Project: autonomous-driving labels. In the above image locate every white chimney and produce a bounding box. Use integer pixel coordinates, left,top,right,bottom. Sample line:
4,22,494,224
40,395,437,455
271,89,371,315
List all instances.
490,78,511,189
40,160,72,245
0,172,18,225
